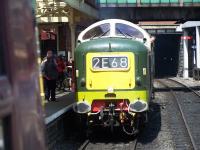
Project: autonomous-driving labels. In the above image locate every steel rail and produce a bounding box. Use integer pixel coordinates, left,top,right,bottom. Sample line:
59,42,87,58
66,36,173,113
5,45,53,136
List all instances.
157,79,198,150
78,139,90,150
132,139,138,150
167,78,200,97
78,138,138,150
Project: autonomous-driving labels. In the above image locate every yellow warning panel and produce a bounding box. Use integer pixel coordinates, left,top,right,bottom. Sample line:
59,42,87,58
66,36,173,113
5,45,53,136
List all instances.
86,52,135,90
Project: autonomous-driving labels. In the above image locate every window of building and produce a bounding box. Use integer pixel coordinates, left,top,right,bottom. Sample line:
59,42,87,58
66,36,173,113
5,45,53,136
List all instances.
157,29,165,33
147,29,156,34
166,29,175,33
100,0,138,4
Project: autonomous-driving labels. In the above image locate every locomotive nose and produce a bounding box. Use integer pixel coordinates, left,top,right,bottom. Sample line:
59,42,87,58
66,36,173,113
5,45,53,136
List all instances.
128,100,148,112
73,102,91,114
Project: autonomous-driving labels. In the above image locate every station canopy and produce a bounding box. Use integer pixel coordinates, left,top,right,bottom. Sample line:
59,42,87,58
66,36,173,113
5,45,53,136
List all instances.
35,0,98,23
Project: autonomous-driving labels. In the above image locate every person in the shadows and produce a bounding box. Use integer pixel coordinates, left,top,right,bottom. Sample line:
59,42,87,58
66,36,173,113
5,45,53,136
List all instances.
42,50,58,101
57,55,66,91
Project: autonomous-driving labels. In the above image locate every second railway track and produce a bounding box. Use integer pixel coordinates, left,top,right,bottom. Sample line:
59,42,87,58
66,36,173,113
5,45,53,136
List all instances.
157,79,200,150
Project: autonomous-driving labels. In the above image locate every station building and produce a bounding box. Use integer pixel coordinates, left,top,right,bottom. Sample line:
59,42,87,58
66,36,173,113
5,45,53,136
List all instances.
35,0,200,80
35,0,99,60
177,22,200,79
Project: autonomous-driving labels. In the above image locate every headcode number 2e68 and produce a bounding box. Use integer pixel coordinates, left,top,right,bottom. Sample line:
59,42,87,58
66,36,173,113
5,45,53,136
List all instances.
92,57,128,69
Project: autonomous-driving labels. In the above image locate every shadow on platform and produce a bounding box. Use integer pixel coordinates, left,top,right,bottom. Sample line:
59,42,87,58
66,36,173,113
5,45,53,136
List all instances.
44,92,75,124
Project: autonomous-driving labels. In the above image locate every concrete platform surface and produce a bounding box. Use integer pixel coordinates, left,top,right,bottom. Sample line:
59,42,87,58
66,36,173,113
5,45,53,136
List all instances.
44,92,75,124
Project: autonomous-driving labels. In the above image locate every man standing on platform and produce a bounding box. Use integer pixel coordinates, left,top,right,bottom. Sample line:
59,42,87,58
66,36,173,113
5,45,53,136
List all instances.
42,50,58,101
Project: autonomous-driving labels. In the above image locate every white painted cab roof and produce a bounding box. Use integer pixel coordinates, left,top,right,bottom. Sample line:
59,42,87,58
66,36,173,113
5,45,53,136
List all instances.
77,19,151,49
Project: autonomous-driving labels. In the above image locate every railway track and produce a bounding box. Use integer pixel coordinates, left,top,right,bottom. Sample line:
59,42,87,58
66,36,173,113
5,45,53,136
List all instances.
78,139,90,150
78,136,138,150
157,79,200,150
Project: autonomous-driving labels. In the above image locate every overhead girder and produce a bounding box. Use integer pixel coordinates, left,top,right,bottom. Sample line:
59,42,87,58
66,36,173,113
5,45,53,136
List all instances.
100,7,200,21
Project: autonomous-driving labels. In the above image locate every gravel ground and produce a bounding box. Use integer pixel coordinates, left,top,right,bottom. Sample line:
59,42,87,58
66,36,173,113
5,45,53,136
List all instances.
176,91,200,149
155,79,200,150
137,92,174,150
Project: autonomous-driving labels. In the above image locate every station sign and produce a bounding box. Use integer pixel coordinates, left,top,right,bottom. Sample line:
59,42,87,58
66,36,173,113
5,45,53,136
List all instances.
181,36,193,40
40,30,56,40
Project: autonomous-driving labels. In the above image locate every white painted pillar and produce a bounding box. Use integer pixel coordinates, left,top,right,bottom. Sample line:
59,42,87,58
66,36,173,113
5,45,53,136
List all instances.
196,26,200,68
183,30,189,78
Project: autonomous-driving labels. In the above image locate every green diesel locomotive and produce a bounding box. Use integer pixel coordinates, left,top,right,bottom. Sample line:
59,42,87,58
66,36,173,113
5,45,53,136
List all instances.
73,19,154,135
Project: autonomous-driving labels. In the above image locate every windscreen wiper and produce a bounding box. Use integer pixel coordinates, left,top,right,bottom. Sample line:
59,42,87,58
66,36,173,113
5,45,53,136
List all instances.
116,28,133,38
90,29,110,40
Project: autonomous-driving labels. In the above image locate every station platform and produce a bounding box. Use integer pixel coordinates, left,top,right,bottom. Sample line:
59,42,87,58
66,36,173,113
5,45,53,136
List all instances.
44,91,75,125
